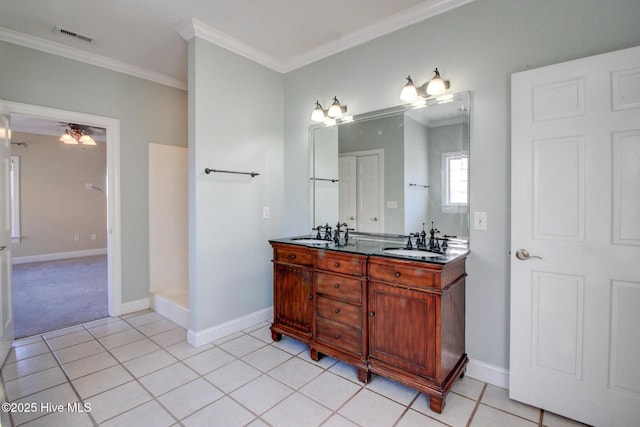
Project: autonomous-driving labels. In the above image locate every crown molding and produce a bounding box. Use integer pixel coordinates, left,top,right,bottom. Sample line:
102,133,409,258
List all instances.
176,0,474,74
283,0,475,72
176,19,285,73
0,26,187,90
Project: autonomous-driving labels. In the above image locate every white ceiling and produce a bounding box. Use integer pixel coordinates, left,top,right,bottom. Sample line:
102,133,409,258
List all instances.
0,0,473,89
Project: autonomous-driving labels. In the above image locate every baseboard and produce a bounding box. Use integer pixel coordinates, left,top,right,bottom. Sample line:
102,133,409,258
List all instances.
151,293,189,329
466,358,510,389
120,298,150,315
188,306,273,347
12,248,108,264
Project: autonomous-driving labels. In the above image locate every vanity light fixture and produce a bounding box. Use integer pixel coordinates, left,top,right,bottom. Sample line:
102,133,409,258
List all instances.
400,68,450,102
311,96,348,123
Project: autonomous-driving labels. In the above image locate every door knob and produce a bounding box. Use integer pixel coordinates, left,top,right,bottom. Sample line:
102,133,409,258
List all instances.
348,216,355,220
515,249,542,260
370,217,378,221
0,246,6,251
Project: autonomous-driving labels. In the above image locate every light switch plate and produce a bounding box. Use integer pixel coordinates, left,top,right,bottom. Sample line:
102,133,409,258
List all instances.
474,212,487,230
262,206,270,219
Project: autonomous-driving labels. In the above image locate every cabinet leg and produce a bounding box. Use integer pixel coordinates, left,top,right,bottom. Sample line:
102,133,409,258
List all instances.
310,348,321,361
271,330,282,342
428,395,445,414
357,368,371,383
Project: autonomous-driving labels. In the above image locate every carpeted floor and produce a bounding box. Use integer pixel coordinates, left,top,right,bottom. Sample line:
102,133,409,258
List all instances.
12,255,108,338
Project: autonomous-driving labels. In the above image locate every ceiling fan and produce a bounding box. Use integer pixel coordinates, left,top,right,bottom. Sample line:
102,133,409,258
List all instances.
59,123,97,145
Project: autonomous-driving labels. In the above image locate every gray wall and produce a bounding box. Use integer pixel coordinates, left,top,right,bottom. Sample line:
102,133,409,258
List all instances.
188,37,284,331
283,0,640,370
0,41,187,303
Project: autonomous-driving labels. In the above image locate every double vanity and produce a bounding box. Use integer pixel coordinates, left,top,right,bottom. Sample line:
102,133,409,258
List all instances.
269,234,468,413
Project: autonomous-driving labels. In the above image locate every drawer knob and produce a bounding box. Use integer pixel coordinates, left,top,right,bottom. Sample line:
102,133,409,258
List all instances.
290,255,296,259
334,262,340,268
335,334,340,339
334,283,340,288
335,308,340,314
308,295,313,300
395,272,401,277
369,312,375,317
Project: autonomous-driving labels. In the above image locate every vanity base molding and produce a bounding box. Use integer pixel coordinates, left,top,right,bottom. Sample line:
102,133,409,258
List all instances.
270,241,467,414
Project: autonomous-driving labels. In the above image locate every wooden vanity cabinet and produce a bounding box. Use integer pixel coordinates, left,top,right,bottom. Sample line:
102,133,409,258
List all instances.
270,243,314,343
269,240,468,414
367,255,468,413
310,250,370,383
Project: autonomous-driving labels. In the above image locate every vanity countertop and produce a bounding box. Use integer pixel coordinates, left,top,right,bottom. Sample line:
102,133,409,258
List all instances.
269,234,469,265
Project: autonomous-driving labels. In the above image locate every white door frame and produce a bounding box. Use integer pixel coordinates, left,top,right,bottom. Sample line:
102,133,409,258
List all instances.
5,101,122,316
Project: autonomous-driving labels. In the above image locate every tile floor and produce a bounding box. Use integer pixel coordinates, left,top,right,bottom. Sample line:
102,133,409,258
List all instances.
0,310,589,427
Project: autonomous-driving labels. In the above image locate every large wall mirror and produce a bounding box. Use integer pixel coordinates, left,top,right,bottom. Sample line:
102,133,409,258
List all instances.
310,91,470,241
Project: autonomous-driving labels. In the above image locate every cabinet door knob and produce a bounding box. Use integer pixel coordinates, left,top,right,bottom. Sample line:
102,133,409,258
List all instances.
335,308,340,313
395,272,401,277
334,283,340,288
290,255,296,259
369,312,375,317
334,262,340,268
335,334,340,339
308,295,313,300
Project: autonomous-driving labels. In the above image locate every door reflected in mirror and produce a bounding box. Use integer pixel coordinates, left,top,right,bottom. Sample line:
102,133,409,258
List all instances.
310,91,470,242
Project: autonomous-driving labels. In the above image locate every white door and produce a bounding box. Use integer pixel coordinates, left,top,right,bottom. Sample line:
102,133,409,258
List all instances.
357,154,382,233
338,155,357,229
0,100,15,363
510,45,640,427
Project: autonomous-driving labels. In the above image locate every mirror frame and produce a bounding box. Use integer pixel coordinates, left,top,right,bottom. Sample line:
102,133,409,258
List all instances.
309,91,471,239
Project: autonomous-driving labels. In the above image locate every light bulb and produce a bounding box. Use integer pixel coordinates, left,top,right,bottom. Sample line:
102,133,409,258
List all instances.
426,68,446,96
400,75,418,102
327,96,343,118
311,101,326,122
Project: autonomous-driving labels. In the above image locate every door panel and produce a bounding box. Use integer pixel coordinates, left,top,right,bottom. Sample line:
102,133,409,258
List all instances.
510,45,640,427
357,154,380,233
338,156,356,229
0,99,14,364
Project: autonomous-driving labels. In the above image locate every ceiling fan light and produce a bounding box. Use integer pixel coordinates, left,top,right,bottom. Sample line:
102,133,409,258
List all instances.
400,75,418,102
60,132,78,144
426,68,446,96
327,96,343,118
79,134,96,145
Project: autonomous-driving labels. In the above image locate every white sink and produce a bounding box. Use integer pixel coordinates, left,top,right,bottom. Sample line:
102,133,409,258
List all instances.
382,248,441,258
292,238,331,244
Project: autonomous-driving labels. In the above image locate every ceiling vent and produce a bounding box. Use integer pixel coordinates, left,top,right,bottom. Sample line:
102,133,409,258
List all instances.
53,26,93,43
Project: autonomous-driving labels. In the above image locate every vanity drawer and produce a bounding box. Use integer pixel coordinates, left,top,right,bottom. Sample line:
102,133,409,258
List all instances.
316,252,366,276
315,272,363,304
368,258,437,288
316,296,361,330
274,245,314,267
315,320,362,355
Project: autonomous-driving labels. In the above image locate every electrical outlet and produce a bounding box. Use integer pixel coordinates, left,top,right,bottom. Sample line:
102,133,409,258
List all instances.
74,234,80,241
91,233,97,240
85,183,93,190
474,212,487,230
262,206,270,219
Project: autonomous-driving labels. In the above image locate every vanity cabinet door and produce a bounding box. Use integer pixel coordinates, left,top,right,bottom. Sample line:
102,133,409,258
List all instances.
368,281,436,379
273,264,313,339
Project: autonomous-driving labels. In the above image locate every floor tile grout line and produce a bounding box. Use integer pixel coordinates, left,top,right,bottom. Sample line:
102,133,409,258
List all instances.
81,320,185,426
41,332,99,427
465,382,487,427
0,360,17,427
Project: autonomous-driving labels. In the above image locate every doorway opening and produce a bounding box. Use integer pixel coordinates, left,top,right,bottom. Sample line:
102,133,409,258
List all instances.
6,101,121,338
